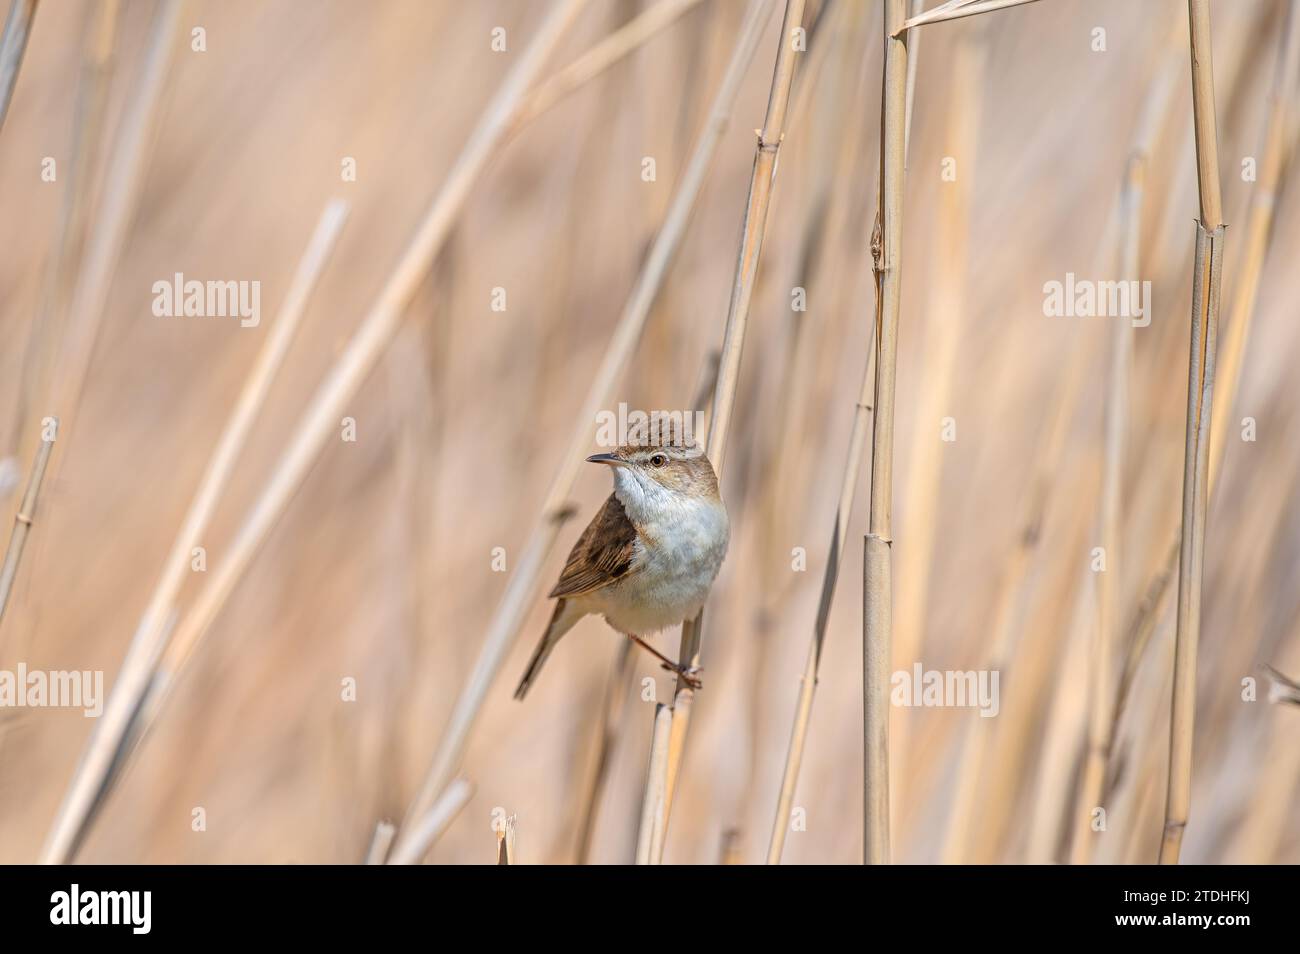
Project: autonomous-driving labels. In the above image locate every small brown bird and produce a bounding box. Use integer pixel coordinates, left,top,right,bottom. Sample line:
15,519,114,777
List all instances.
514,442,729,700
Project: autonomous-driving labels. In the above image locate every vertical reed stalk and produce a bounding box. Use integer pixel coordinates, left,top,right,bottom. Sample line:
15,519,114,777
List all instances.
495,814,516,865
574,348,719,863
652,0,807,849
635,704,672,865
1160,0,1226,866
1111,6,1300,758
862,0,908,867
765,0,889,867
756,0,860,599
902,0,923,156
392,0,775,857
731,0,845,858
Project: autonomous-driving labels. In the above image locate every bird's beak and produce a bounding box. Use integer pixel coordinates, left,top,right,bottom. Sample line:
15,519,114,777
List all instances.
586,453,627,467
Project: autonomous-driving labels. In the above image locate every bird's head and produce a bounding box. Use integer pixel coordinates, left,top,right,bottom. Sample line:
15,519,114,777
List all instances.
586,442,720,507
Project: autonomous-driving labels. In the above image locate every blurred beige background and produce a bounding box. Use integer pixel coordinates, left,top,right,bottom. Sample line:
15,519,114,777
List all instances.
1,0,1297,863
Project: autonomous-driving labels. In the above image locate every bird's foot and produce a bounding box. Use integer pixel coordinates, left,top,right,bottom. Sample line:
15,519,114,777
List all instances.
660,661,703,690
627,633,704,690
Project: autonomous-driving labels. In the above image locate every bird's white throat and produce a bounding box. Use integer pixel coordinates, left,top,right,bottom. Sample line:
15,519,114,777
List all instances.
610,466,722,531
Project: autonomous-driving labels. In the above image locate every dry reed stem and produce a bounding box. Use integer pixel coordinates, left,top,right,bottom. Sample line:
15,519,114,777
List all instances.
1071,37,1284,852
1165,450,1300,862
0,423,56,631
657,672,691,848
895,0,1042,35
6,0,120,479
47,0,183,450
692,0,805,481
1161,0,1226,866
1091,12,1295,858
39,200,350,864
573,350,719,864
765,0,890,867
388,779,473,866
1093,0,1299,863
862,0,908,867
635,703,672,865
1110,7,1300,757
495,814,516,865
1019,9,1232,873
391,0,776,860
364,820,396,865
758,0,863,585
515,0,704,128
1061,25,1278,845
654,0,806,847
902,0,923,156
743,6,856,771
0,0,37,134
746,0,859,596
1186,2,1224,229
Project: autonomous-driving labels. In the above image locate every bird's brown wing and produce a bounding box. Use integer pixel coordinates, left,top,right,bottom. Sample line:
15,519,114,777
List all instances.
548,494,639,598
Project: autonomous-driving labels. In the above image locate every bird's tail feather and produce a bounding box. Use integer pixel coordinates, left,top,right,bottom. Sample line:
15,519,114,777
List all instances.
514,599,583,700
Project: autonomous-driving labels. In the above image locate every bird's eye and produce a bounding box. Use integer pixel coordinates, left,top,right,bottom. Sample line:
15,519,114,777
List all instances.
650,454,667,468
